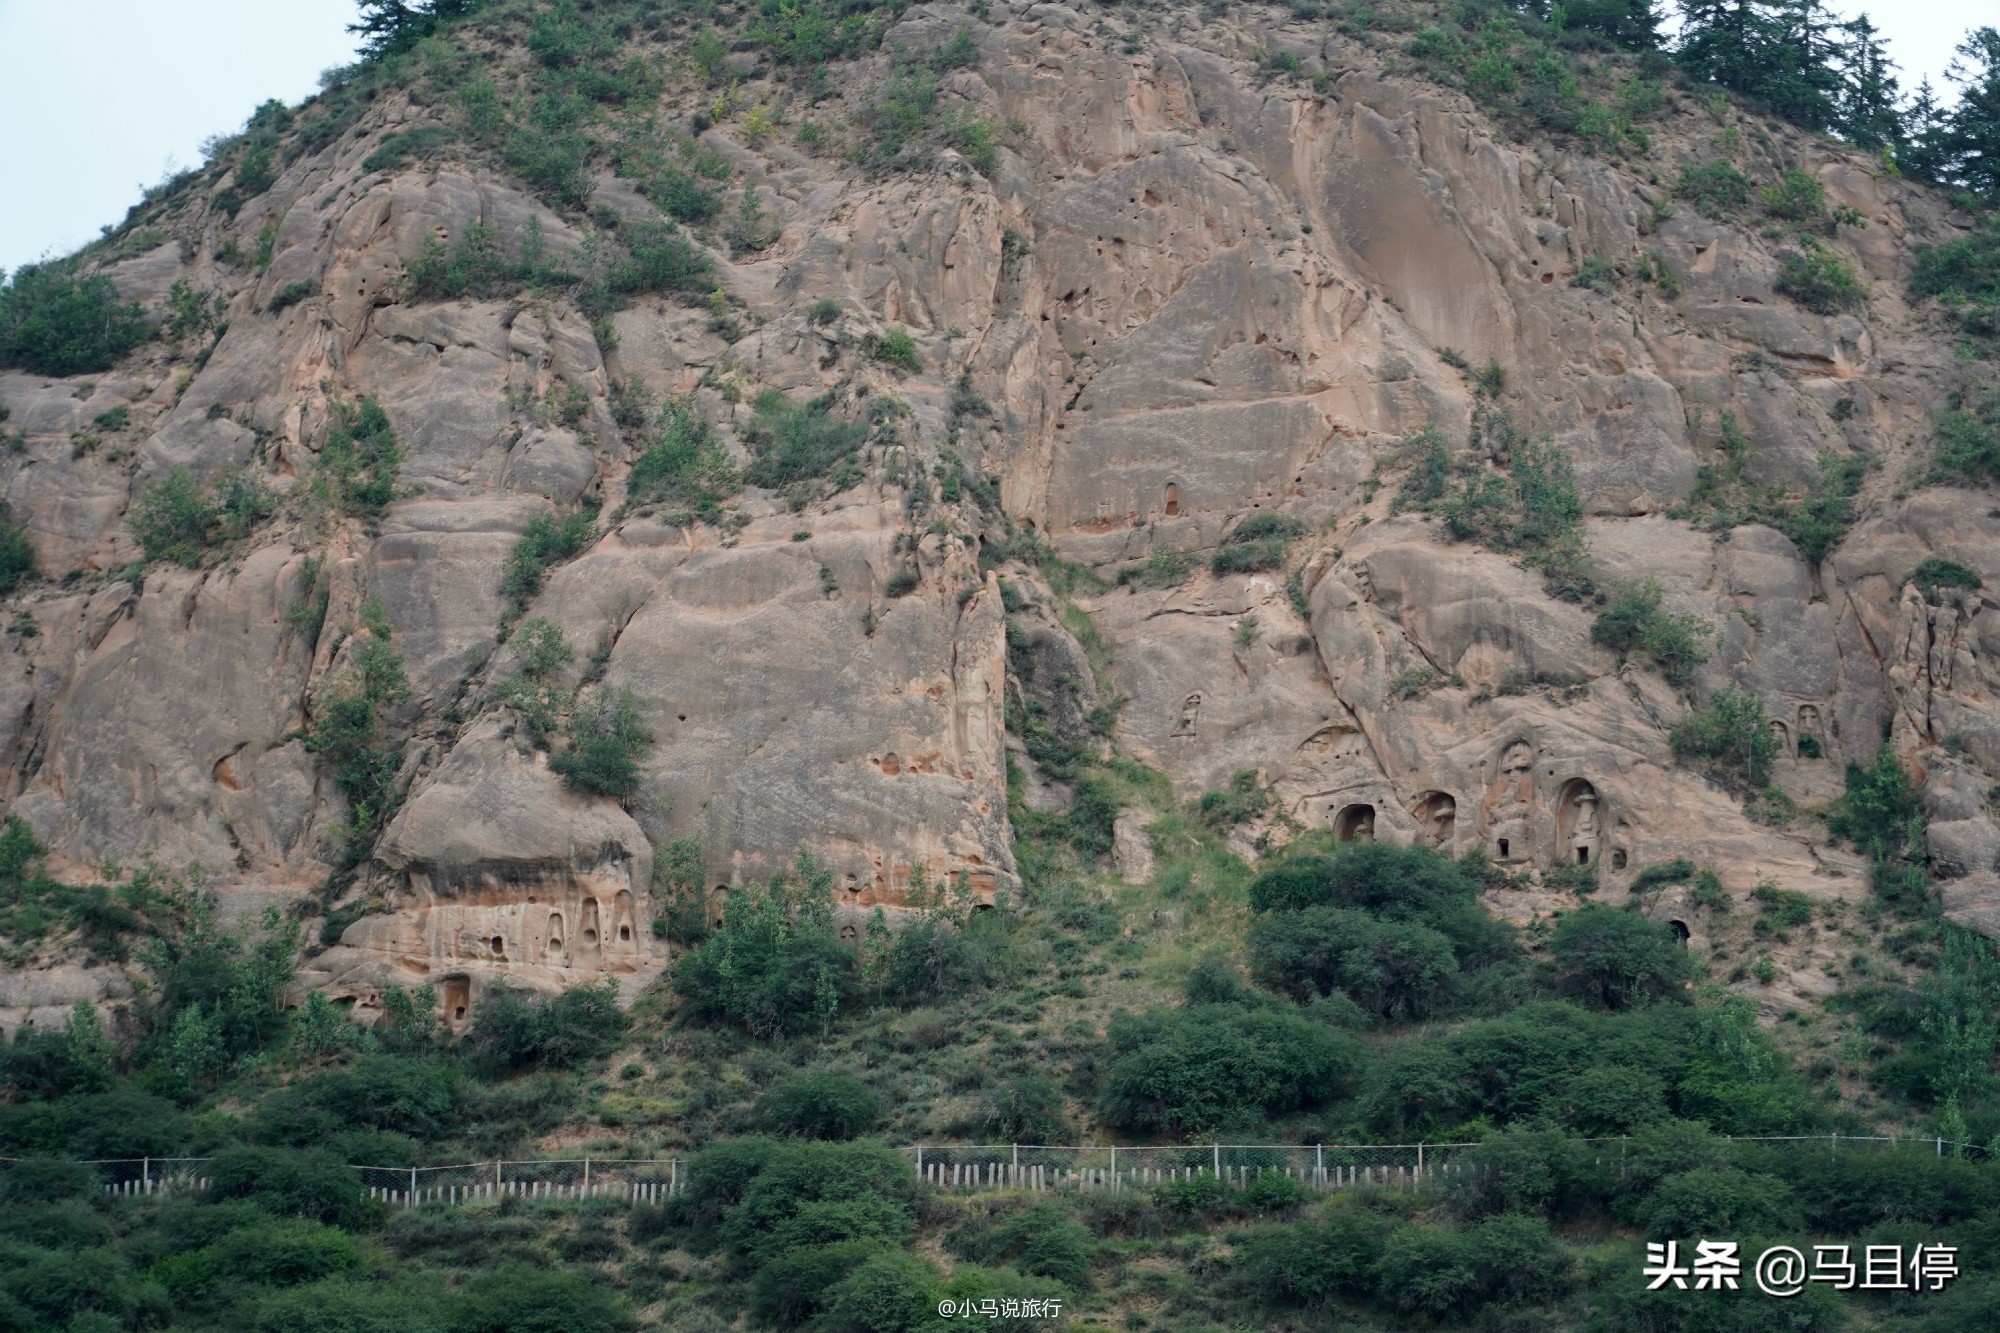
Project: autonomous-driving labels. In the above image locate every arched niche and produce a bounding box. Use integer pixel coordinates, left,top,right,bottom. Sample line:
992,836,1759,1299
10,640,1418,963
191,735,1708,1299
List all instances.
613,889,636,946
1668,919,1691,947
546,912,566,964
1412,791,1456,847
1335,803,1376,842
1554,778,1603,866
1164,481,1180,516
1768,718,1791,755
441,975,471,1026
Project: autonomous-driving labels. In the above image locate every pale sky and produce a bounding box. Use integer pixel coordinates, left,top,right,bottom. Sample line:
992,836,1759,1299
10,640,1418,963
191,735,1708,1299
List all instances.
0,0,363,276
0,1,1991,278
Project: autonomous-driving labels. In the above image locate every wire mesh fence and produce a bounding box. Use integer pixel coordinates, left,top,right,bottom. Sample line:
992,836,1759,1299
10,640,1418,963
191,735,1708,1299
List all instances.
903,1142,1472,1193
27,1133,1990,1208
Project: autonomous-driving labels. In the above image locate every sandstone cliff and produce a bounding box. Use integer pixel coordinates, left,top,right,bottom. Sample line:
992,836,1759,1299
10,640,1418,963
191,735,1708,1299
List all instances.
1,0,1995,1033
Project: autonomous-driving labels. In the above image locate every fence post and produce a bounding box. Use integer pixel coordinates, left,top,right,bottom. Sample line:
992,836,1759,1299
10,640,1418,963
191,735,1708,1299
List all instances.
495,1160,501,1195
584,1158,591,1196
1213,1144,1220,1179
916,1146,923,1178
1012,1144,1018,1171
409,1167,418,1207
143,1157,151,1195
1110,1145,1117,1191
1417,1144,1425,1182
1316,1144,1323,1189
1937,1136,1943,1158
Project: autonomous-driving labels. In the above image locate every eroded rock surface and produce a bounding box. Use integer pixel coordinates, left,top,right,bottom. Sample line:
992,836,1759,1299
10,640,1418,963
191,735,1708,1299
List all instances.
3,1,1997,1030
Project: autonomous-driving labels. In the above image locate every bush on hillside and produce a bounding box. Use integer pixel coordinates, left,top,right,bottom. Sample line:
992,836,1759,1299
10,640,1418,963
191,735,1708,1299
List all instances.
0,262,149,377
1098,1002,1364,1135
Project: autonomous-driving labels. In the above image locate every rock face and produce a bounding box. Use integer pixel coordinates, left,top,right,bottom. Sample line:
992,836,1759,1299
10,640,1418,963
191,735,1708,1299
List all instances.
2,1,1997,1028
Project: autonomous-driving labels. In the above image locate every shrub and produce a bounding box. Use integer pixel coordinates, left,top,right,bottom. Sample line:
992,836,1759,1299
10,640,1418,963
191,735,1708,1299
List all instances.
1444,1127,1605,1220
1,1247,146,1328
551,687,651,799
815,1250,936,1333
464,980,628,1075
1235,1205,1390,1307
755,1072,882,1140
267,279,319,312
1828,744,1920,859
501,508,595,604
1762,166,1828,221
1355,1001,1687,1136
855,56,1001,176
211,1219,364,1287
973,1073,1068,1143
1248,907,1459,1019
1210,513,1302,576
0,1156,94,1204
1671,685,1779,786
865,327,923,373
205,1147,367,1226
751,1240,887,1327
0,505,32,593
1631,857,1698,891
504,92,593,209
1776,238,1866,313
405,223,528,301
698,1138,919,1261
362,123,456,172
611,219,712,295
1636,1166,1804,1236
947,1201,1095,1290
628,392,740,516
1591,579,1714,686
254,1055,454,1144
877,908,1011,1004
128,467,220,566
672,854,855,1038
0,261,150,377
453,1264,628,1333
1912,556,1984,596
741,390,868,490
1248,841,1481,922
1550,905,1694,1009
315,396,402,516
242,1279,446,1333
1676,160,1752,215
1098,1002,1364,1134
1933,385,2000,484
163,279,221,340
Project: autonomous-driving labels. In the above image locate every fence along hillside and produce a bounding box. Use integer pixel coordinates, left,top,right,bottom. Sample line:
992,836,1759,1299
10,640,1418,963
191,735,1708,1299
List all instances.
52,1132,1994,1208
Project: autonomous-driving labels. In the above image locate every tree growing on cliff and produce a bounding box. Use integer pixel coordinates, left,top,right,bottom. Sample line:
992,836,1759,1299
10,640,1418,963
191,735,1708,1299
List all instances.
672,851,853,1038
350,0,485,58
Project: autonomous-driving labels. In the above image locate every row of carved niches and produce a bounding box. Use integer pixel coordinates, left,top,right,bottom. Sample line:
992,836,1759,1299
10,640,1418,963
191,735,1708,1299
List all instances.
1313,739,1623,873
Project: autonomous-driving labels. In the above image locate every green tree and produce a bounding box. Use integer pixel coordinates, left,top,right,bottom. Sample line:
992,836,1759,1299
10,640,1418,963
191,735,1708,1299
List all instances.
671,852,855,1038
0,262,149,377
1939,27,2000,197
1249,907,1459,1019
1671,685,1779,786
754,1072,883,1140
1551,905,1694,1009
315,396,403,517
551,687,651,800
1098,1002,1365,1134
128,467,220,566
1592,580,1715,686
